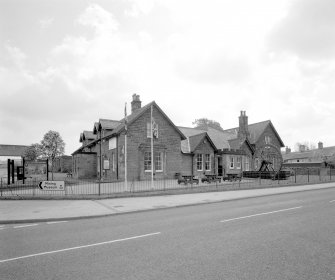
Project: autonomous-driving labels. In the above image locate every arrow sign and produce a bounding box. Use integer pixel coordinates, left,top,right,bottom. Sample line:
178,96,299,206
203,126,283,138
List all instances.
38,181,65,191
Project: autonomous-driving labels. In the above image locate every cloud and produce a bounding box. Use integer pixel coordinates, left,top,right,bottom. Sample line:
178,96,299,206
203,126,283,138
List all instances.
39,17,54,29
268,0,335,61
176,54,250,84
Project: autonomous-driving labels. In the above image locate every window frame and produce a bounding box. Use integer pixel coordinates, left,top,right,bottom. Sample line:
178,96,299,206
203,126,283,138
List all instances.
205,154,211,171
155,152,163,172
144,151,152,172
230,156,235,169
196,154,203,171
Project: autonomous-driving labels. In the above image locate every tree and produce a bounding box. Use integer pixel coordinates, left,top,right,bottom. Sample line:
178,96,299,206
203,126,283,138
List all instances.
40,130,65,180
23,143,41,161
192,118,223,131
294,141,316,152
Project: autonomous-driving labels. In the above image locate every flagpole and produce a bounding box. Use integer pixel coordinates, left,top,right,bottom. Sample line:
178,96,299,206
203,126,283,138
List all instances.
125,102,128,192
151,104,154,189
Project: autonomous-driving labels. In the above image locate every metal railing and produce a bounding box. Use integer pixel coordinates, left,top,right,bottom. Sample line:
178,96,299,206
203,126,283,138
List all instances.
1,168,335,198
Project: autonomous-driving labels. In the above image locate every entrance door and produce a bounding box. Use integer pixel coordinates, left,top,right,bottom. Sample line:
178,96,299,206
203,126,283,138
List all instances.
218,157,223,176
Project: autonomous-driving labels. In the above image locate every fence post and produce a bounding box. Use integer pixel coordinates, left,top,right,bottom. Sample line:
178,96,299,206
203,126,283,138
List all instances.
295,169,296,183
1,178,2,197
259,171,261,186
330,167,332,181
319,168,321,182
307,169,309,183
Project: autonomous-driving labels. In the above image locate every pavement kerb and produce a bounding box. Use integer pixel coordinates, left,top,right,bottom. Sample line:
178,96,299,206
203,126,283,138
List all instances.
1,183,335,225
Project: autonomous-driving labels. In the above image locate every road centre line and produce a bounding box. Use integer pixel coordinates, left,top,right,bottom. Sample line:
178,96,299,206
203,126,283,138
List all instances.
220,206,303,223
329,200,335,203
46,221,68,224
13,224,38,229
0,232,161,264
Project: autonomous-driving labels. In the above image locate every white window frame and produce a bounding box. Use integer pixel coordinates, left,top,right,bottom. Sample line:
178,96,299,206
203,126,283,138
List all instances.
236,157,241,169
147,122,151,138
155,152,163,172
230,156,235,169
108,137,116,150
244,157,250,171
144,151,152,171
196,154,203,171
205,154,211,171
265,136,271,145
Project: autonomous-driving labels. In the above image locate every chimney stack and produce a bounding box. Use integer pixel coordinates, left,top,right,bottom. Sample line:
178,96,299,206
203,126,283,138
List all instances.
238,111,250,140
131,94,141,114
318,141,323,149
285,146,291,154
299,145,306,152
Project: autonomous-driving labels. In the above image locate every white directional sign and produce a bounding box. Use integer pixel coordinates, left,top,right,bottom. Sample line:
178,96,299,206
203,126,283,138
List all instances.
39,181,65,191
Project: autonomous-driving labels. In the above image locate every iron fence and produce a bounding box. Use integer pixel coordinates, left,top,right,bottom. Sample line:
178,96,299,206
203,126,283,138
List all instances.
1,168,335,198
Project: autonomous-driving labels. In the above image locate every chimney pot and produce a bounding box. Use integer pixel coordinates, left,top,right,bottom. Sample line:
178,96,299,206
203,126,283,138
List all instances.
131,94,141,113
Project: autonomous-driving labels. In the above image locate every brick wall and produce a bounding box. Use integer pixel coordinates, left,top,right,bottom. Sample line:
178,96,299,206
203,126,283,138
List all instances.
72,153,97,179
253,124,283,170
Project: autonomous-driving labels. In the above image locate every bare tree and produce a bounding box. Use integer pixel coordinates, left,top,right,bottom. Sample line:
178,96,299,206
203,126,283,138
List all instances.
193,118,223,131
40,130,65,180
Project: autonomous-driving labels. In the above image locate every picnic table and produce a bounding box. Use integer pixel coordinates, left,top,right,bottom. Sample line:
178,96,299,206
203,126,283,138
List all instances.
201,174,221,183
177,175,199,185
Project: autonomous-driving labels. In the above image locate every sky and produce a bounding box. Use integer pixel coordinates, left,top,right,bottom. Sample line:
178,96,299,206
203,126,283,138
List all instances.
1,0,335,155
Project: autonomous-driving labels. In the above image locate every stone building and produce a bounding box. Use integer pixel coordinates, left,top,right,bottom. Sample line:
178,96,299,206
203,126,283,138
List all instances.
72,96,285,180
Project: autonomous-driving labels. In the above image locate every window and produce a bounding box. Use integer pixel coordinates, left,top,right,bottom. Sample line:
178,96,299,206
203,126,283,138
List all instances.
265,136,271,145
255,158,259,170
205,154,211,171
144,151,152,171
244,157,250,171
230,156,234,169
155,152,163,172
147,123,151,138
236,157,241,169
112,153,115,172
197,154,203,171
109,137,116,150
147,121,159,138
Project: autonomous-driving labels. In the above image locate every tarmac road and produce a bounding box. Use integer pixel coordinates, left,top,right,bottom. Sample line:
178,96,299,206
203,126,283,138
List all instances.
1,187,335,280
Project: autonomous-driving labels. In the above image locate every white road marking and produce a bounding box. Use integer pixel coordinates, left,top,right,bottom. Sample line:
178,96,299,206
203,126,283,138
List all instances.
220,206,303,223
0,232,161,264
13,224,38,229
46,221,68,225
329,200,335,203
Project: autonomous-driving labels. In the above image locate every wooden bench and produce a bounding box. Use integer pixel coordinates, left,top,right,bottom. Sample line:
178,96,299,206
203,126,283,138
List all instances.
177,175,199,185
201,174,221,183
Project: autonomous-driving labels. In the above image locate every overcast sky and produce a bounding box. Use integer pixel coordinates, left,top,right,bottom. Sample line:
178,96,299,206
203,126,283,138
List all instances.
1,0,335,155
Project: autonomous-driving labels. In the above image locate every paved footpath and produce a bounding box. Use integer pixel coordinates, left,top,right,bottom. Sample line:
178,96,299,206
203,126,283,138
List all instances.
1,182,335,224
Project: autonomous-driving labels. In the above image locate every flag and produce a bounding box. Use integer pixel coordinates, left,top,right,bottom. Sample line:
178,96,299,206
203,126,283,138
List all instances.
124,102,128,132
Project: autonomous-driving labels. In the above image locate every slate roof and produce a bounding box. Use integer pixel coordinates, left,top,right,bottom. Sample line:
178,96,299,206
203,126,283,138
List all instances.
283,146,335,162
109,101,186,140
80,131,97,142
223,120,285,147
179,126,237,150
0,145,28,157
73,101,186,155
180,132,217,153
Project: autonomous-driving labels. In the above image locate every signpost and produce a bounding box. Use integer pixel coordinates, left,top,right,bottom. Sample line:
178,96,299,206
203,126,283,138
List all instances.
39,181,65,191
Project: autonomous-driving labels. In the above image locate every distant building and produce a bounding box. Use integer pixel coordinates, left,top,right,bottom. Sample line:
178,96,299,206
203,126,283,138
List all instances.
283,142,335,168
0,144,27,178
